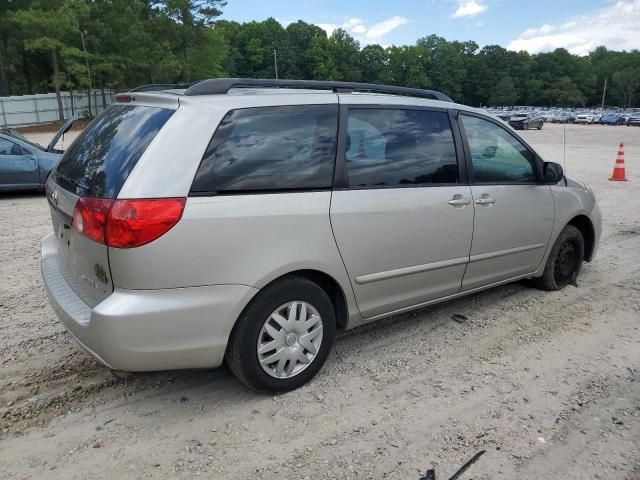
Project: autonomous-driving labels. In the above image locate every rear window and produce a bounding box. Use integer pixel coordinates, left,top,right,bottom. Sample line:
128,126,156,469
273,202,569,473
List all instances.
53,105,174,198
190,105,338,193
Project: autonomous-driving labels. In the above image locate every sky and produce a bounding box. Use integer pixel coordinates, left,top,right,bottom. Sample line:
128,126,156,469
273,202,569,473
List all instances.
219,0,640,55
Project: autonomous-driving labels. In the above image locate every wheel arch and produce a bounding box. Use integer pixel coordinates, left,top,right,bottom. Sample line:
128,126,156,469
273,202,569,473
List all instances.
243,269,351,331
568,214,595,261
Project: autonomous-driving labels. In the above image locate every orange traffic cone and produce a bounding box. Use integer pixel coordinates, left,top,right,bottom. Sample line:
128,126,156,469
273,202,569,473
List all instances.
609,142,628,181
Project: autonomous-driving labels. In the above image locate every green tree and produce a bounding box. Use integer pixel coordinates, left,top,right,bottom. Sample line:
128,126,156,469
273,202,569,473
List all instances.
309,36,338,80
382,45,429,88
489,76,518,105
286,21,327,79
12,0,84,119
327,29,361,81
151,0,226,81
613,67,640,108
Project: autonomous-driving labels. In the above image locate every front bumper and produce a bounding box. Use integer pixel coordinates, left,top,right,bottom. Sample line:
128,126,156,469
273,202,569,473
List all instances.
41,233,258,372
588,202,602,261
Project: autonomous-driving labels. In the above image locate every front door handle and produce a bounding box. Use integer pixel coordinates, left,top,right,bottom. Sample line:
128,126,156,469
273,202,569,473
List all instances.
448,195,471,207
475,195,496,205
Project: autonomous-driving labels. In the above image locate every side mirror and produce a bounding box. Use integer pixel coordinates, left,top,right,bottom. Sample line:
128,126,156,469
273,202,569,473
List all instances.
543,161,564,184
10,143,24,155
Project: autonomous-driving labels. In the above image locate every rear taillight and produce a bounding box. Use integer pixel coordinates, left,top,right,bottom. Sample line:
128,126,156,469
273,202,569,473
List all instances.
72,197,186,248
106,198,186,248
72,198,114,244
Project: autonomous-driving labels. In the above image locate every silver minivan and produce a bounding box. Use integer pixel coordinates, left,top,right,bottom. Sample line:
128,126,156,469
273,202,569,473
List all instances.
42,79,601,392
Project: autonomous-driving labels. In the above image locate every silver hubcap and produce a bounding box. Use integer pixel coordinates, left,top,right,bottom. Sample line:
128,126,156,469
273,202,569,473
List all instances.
257,301,323,379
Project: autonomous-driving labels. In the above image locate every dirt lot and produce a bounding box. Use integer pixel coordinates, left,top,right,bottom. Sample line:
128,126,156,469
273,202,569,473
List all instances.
1,123,639,479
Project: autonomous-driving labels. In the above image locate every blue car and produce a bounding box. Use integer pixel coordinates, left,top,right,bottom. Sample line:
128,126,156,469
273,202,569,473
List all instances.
0,116,76,192
599,114,625,125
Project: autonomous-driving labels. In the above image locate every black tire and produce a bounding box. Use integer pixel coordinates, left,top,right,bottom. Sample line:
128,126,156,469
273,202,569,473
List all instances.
225,276,336,393
532,225,584,291
537,121,543,130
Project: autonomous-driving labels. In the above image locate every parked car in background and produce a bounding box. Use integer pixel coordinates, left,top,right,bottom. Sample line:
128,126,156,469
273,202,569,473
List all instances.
599,114,626,125
0,115,75,192
550,112,575,124
41,79,600,393
574,113,597,124
628,113,640,126
508,112,544,130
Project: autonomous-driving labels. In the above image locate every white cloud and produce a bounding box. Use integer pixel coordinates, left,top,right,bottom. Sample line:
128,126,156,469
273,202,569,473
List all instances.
342,18,365,29
315,16,410,45
451,0,488,18
507,0,640,55
521,24,554,38
275,18,293,28
365,16,410,41
316,23,337,35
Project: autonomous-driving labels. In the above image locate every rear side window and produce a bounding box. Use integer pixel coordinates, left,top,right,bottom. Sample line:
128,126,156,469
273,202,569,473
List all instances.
191,105,338,193
345,108,458,188
54,105,174,198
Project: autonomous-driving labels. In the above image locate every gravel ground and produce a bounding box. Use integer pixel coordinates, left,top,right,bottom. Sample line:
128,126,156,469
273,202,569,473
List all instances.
1,123,639,479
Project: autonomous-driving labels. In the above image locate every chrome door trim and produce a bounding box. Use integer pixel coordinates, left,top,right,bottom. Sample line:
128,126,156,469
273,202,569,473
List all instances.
355,256,469,285
469,243,546,263
362,271,535,322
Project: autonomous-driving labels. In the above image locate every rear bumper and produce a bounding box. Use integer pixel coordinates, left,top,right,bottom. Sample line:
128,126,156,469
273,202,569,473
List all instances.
41,233,258,372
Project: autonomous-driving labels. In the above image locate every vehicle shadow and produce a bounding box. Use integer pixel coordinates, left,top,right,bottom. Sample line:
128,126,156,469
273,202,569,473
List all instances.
0,190,45,200
113,280,533,404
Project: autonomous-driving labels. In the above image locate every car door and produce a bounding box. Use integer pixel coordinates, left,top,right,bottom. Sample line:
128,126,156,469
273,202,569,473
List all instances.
458,113,555,291
0,136,39,187
330,105,474,319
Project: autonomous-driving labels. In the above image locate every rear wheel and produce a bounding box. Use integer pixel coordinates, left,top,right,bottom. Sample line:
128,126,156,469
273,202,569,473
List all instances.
533,225,584,291
537,121,544,130
226,276,336,393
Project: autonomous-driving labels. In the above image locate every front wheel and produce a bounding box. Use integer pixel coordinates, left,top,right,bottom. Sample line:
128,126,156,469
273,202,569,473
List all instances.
533,225,585,291
226,276,336,393
537,121,544,130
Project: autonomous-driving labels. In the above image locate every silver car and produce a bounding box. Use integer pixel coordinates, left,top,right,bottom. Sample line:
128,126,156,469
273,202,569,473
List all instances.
41,79,601,392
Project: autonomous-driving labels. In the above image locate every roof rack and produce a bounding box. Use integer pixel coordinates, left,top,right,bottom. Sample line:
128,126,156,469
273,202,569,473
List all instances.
183,78,453,102
128,83,194,92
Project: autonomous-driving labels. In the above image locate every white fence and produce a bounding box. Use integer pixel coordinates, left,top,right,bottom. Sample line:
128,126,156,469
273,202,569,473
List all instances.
0,90,115,128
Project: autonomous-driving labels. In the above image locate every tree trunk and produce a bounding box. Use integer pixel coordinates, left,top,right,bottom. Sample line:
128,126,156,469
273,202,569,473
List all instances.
181,7,191,82
51,48,64,121
0,43,9,96
101,86,106,109
87,86,92,117
21,47,32,94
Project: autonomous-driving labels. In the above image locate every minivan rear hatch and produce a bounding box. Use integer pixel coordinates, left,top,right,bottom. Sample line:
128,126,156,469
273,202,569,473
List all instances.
46,103,175,307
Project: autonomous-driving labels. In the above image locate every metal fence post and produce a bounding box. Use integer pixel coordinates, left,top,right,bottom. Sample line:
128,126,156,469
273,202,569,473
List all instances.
0,100,7,128
33,98,40,123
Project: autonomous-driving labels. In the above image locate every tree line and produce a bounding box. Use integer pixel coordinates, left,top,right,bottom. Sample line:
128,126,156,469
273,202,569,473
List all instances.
1,0,639,119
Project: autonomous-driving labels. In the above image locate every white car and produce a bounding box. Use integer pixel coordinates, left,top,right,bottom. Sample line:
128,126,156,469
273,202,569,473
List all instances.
574,113,595,124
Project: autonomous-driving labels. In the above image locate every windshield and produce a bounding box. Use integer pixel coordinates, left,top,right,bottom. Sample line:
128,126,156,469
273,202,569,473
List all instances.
3,132,46,152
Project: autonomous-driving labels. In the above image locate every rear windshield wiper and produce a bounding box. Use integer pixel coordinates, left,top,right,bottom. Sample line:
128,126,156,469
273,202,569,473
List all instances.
54,172,89,191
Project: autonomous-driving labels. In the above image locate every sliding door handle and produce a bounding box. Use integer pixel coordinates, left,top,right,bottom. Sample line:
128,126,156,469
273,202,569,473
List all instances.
448,197,471,207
